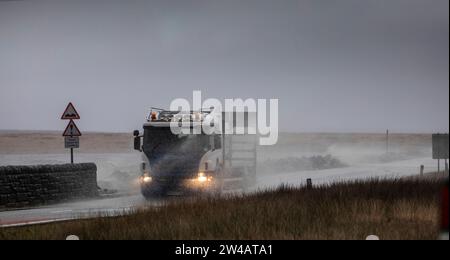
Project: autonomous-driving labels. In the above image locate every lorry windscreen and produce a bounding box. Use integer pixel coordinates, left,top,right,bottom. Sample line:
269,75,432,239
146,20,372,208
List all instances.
142,126,209,165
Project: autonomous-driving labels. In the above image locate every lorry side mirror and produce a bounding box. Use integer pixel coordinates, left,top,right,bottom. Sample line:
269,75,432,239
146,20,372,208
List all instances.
133,130,141,151
209,135,215,151
134,136,141,151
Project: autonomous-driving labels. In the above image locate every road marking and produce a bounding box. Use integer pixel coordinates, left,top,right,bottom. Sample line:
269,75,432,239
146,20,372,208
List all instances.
51,210,73,214
0,207,138,228
0,218,75,228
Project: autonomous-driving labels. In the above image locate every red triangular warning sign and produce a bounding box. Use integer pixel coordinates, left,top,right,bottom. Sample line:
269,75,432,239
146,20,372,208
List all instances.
63,120,82,137
61,102,80,120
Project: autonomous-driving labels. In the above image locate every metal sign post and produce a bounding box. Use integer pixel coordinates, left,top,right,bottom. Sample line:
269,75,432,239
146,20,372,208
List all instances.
386,129,389,154
432,134,449,174
64,136,80,164
438,159,441,174
61,103,82,164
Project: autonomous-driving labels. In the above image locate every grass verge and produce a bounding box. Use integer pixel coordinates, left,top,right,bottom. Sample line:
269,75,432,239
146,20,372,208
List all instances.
0,178,444,240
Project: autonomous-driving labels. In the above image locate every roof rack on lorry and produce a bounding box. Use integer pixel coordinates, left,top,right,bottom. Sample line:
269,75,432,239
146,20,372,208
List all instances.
146,107,214,122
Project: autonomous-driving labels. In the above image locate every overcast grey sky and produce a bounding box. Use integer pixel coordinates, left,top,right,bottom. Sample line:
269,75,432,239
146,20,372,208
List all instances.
0,0,448,133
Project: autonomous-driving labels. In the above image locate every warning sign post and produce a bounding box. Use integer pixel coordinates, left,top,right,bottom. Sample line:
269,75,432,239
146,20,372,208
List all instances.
61,102,80,120
63,120,82,137
65,137,80,149
61,103,81,164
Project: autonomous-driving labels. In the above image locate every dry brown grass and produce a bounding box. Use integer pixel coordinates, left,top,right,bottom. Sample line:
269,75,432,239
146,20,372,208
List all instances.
0,178,444,240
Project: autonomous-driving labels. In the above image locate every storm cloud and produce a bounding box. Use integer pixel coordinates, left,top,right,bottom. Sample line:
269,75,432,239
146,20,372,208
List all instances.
0,0,448,133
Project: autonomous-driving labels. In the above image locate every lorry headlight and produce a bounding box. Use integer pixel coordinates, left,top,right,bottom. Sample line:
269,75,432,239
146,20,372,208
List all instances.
141,173,152,183
197,172,211,183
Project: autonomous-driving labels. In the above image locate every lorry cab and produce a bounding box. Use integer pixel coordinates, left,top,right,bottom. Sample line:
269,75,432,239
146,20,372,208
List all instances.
133,108,257,198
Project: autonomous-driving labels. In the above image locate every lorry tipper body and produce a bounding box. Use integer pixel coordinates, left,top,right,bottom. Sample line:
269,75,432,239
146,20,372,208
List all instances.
133,108,257,198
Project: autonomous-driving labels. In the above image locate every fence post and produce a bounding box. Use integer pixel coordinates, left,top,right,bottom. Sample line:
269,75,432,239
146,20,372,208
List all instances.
307,178,313,190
